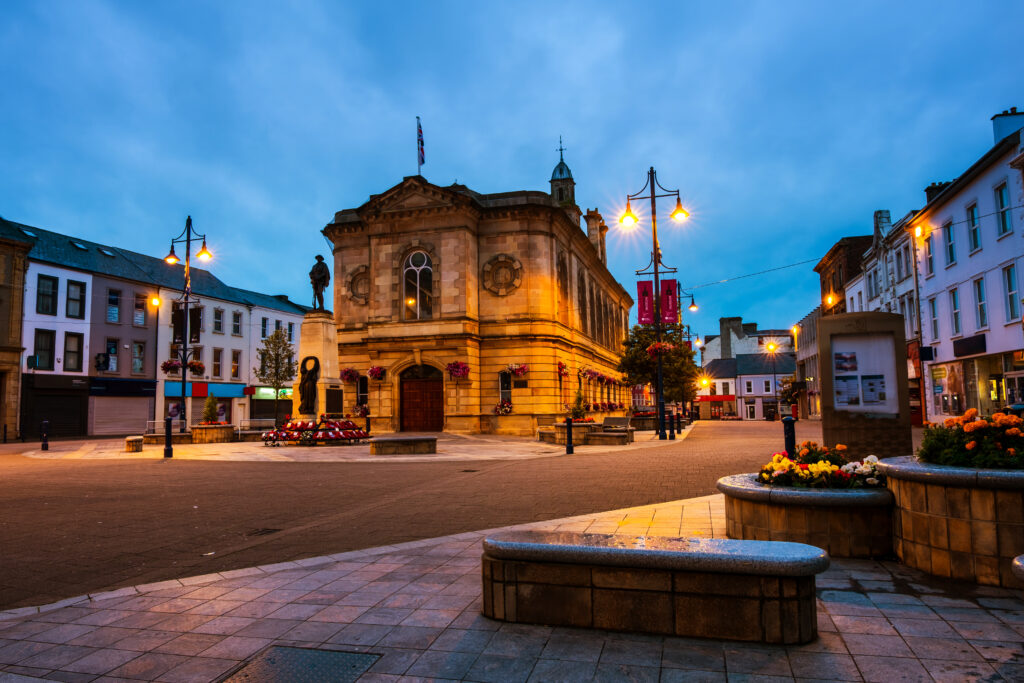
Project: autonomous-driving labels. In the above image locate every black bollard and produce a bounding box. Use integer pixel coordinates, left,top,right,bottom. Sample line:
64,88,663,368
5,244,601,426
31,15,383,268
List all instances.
41,420,49,451
782,416,796,457
669,410,676,440
365,416,371,435
676,411,682,433
164,416,173,459
2,424,6,443
566,417,574,455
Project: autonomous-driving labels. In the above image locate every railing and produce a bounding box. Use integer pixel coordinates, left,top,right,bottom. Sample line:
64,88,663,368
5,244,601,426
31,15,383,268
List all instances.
146,420,186,434
239,418,276,431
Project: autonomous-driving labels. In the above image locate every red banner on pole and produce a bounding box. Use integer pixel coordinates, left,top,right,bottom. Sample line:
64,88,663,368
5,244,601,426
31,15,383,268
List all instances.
637,281,654,324
661,279,678,324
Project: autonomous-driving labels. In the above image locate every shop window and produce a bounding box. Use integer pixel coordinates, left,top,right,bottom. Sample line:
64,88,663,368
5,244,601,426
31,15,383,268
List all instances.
66,280,86,319
37,275,58,315
64,332,82,372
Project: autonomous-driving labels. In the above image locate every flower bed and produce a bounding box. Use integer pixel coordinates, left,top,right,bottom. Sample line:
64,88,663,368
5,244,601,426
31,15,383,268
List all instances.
919,409,1024,469
192,424,235,444
879,455,1024,587
718,442,893,558
262,416,369,446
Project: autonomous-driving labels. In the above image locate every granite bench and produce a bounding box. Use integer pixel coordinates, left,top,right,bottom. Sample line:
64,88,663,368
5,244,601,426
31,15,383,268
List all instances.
481,530,829,644
1014,555,1024,583
369,436,437,455
124,436,143,453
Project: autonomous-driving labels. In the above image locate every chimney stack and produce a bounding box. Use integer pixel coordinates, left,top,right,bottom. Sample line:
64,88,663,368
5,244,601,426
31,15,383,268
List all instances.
584,209,606,262
992,107,1024,144
925,181,952,203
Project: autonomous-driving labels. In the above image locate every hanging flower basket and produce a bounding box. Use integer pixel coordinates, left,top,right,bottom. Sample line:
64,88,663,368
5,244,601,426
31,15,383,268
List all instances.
557,361,569,378
494,400,513,415
506,363,529,377
446,361,470,380
187,360,205,375
161,359,182,374
354,404,370,418
367,365,386,381
646,342,677,358
341,368,360,383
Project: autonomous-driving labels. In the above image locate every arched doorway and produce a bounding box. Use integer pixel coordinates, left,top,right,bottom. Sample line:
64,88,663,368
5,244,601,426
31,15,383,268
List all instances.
400,365,444,431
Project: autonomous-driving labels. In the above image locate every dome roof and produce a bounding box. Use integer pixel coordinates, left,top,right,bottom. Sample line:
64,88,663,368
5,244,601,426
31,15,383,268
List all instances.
551,158,573,181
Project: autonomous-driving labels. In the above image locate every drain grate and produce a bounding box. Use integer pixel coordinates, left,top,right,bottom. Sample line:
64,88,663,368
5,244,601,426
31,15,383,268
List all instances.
245,528,282,537
221,646,379,682
461,469,479,472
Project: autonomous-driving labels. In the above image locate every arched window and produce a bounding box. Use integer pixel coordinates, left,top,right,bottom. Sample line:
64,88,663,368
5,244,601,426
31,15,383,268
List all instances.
403,251,433,320
577,271,588,334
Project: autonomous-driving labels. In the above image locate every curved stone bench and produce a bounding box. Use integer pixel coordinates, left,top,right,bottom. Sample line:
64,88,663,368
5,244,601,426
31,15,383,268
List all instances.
879,456,1024,587
717,473,894,558
1014,556,1024,583
481,530,828,644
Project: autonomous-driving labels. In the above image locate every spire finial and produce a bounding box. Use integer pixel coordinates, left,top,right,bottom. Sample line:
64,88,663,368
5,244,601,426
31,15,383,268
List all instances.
557,136,566,161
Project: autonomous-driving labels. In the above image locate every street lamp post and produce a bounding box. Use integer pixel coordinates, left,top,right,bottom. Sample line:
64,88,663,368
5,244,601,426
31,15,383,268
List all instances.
620,167,688,440
766,341,779,421
164,216,213,434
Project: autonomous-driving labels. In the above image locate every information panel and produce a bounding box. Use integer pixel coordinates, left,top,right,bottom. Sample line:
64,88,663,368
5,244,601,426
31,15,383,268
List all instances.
830,334,898,415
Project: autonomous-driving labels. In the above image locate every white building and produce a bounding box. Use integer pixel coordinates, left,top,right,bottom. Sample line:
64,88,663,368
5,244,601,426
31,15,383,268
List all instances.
701,317,794,364
915,109,1024,418
794,306,821,418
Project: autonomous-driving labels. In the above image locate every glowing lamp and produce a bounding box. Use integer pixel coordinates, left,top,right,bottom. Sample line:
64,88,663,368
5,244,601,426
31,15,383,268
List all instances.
766,342,778,353
694,337,702,347
700,377,709,387
791,325,799,335
670,197,689,221
405,298,416,307
687,295,698,312
164,245,179,265
196,240,213,261
150,296,161,307
914,225,923,238
826,294,835,306
620,199,638,227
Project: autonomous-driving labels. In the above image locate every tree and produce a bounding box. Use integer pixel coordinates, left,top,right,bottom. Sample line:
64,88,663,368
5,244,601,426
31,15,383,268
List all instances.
202,393,219,423
253,329,297,426
618,324,699,404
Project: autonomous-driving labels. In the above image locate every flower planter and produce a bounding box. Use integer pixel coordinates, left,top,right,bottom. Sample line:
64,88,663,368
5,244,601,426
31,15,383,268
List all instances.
717,474,894,558
191,424,236,444
547,422,600,445
878,456,1024,588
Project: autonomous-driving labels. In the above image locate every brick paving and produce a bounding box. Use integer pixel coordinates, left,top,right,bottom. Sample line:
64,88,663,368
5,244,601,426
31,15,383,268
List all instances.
1,492,1021,681
0,421,828,611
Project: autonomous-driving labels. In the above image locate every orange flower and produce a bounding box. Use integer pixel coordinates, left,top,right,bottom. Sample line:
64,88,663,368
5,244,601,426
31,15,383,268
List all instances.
1009,448,1018,456
835,444,847,451
965,441,977,450
964,408,979,419
799,448,810,456
1006,428,1022,437
944,417,958,428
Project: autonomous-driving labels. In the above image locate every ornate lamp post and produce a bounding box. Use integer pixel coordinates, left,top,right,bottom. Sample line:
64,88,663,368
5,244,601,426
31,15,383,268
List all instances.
620,167,688,440
164,216,213,433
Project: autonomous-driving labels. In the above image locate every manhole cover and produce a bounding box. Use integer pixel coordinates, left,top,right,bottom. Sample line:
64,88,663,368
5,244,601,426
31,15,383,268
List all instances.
221,646,379,682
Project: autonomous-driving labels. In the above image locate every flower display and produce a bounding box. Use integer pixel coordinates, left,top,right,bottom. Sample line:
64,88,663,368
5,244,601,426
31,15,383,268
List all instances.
494,399,513,415
187,360,205,375
161,359,181,374
340,368,360,383
446,361,470,379
756,441,884,488
506,363,529,377
354,404,370,418
262,416,370,446
919,408,1024,469
367,365,386,380
646,341,677,358
557,361,569,378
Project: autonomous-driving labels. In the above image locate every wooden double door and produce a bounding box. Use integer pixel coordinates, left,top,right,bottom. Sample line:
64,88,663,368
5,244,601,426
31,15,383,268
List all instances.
400,365,444,431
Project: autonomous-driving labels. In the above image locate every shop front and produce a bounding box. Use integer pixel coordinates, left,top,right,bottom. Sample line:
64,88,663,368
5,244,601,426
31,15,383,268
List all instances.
164,381,247,426
697,394,736,420
21,374,89,437
926,350,1024,418
248,386,294,424
88,378,156,435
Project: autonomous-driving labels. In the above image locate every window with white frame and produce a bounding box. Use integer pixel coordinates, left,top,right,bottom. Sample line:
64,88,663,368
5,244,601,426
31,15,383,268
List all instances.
745,380,753,393
896,249,905,281
924,235,934,275
231,350,241,379
996,183,1012,236
213,309,224,333
902,245,911,279
133,294,146,326
232,311,242,335
1004,264,1020,321
106,289,121,323
950,288,961,335
967,204,980,252
212,348,223,377
261,317,268,338
287,322,294,342
943,222,955,266
857,291,863,310
763,380,771,393
929,297,939,340
974,278,987,329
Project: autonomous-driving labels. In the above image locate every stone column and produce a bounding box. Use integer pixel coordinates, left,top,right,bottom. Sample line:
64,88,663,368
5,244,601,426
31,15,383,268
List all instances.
292,310,341,419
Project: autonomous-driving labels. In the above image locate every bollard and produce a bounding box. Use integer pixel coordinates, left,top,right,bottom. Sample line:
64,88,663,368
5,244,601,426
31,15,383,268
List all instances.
41,420,49,451
782,416,796,457
669,410,676,440
164,416,173,459
676,411,683,433
566,417,574,455
2,424,6,443
365,416,371,435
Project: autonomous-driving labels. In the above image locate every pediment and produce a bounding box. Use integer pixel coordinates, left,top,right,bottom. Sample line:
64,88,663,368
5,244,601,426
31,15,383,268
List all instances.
368,180,462,215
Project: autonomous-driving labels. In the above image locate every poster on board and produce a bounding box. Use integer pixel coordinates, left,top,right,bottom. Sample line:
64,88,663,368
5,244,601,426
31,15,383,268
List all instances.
830,334,898,414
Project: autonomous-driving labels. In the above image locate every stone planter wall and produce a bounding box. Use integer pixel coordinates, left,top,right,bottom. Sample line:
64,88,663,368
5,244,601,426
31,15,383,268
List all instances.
879,456,1024,588
191,425,236,444
717,474,894,558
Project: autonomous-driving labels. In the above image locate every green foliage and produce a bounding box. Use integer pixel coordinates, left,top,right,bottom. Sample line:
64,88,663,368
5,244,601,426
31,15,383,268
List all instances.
202,393,219,423
253,329,297,426
917,412,1024,469
617,324,698,403
569,390,587,419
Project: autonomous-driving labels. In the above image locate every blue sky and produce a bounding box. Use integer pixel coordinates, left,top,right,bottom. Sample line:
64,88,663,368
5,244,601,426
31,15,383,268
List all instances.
2,1,1022,338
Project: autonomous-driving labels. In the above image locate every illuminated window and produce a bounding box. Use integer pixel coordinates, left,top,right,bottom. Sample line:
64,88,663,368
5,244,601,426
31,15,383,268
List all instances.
403,251,433,320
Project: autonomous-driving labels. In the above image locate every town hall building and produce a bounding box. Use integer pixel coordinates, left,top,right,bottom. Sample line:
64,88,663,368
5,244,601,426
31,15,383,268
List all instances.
322,153,633,434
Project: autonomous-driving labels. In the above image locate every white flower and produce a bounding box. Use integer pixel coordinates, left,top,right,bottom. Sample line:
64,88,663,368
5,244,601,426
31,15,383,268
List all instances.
841,463,857,473
864,455,879,464
866,477,879,486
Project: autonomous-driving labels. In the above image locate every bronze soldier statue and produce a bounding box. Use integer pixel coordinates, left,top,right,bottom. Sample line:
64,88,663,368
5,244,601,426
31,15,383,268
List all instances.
310,255,330,310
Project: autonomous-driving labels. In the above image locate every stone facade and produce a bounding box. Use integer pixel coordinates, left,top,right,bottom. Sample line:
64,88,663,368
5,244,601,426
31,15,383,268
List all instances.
0,235,30,440
322,161,632,435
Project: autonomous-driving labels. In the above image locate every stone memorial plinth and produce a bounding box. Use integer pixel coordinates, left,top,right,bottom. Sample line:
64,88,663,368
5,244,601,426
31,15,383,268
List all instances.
292,310,342,419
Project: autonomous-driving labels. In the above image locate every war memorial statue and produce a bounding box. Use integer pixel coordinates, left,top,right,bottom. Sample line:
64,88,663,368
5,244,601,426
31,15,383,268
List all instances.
309,255,330,310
